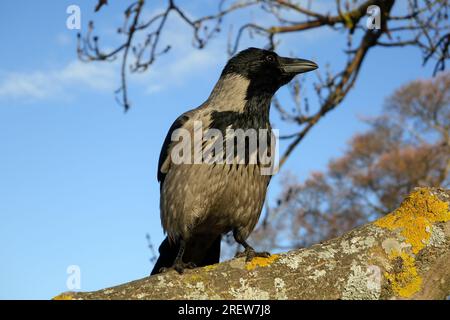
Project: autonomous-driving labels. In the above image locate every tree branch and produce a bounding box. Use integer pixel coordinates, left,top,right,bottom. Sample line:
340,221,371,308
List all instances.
55,187,450,300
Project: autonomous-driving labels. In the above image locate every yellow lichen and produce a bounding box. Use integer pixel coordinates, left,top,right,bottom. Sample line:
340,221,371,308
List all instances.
374,188,449,254
384,250,422,298
52,293,73,300
245,254,279,271
188,274,203,282
203,264,218,271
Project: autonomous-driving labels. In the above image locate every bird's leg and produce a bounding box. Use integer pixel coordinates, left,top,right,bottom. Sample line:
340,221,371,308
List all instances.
233,230,270,262
159,239,196,274
235,241,271,261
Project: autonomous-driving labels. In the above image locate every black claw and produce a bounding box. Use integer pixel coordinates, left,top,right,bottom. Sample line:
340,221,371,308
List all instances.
185,262,197,269
158,267,170,274
236,247,271,262
255,251,271,258
174,264,184,274
159,261,197,275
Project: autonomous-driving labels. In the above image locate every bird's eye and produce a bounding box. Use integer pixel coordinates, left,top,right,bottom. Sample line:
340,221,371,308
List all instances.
265,55,275,63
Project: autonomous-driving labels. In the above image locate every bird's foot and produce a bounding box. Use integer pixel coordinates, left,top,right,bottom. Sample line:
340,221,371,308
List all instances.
159,261,196,275
235,247,270,262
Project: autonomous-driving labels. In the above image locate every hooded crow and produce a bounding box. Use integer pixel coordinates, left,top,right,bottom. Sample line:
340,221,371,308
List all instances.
151,47,317,274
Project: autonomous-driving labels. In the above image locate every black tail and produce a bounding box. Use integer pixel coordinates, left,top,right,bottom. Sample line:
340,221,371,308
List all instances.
150,235,221,275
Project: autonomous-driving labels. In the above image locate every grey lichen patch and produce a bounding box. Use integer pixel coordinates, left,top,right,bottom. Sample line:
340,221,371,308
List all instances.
341,236,376,255
315,247,338,270
367,224,387,236
308,269,327,281
229,258,246,270
274,278,288,300
342,261,381,300
427,225,446,247
135,292,147,299
184,281,210,299
381,238,410,255
317,247,338,260
156,275,174,289
229,278,270,299
364,236,376,248
429,187,450,202
278,250,311,270
102,289,115,295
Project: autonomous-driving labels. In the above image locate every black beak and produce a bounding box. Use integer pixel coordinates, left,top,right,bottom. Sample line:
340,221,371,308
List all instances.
279,57,318,74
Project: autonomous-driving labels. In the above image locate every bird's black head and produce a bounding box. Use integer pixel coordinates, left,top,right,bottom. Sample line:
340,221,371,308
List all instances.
221,47,318,96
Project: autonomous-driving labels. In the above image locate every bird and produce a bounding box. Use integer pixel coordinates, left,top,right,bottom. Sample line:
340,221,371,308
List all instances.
151,47,317,275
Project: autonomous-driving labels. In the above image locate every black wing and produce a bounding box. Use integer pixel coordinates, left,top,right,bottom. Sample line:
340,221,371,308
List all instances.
157,113,190,185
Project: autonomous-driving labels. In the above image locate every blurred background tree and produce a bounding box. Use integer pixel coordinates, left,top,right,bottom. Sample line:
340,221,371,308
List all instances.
250,72,449,251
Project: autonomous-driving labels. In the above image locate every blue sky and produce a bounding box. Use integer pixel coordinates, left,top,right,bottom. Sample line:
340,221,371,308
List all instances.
0,1,437,299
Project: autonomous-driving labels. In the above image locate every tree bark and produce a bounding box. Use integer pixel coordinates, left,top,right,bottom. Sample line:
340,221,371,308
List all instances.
55,187,450,300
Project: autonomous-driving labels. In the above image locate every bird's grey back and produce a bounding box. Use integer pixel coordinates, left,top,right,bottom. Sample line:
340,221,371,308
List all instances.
158,73,273,243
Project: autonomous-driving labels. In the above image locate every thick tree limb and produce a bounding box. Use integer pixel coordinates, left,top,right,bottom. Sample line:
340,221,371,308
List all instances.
55,187,450,300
